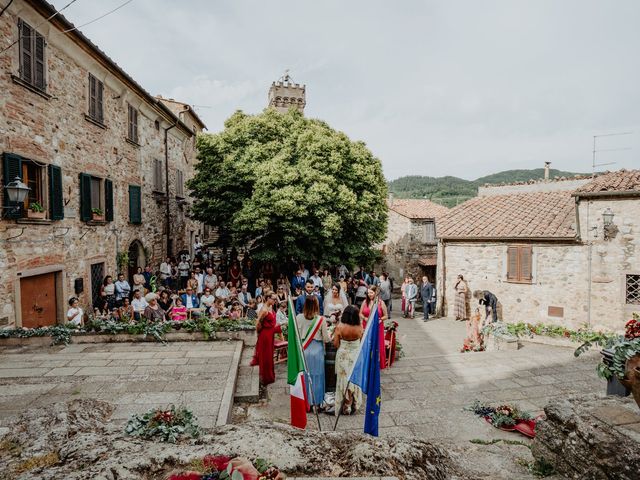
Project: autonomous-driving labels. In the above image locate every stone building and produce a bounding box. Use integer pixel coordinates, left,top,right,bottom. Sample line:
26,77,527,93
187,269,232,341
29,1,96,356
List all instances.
0,0,204,328
379,196,449,283
268,72,306,113
436,170,640,332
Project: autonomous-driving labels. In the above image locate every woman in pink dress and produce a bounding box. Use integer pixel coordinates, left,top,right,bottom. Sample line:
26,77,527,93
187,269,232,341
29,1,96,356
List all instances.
359,286,388,370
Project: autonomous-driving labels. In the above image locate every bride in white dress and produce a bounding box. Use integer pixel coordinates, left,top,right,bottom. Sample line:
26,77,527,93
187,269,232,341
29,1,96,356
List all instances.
324,283,349,324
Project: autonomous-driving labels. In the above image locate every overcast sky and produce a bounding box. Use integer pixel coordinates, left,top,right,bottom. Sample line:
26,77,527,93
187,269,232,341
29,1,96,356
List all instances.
50,0,639,180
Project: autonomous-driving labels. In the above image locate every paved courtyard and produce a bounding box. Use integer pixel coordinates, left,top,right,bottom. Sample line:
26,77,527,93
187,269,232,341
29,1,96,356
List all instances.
0,340,242,429
240,316,602,442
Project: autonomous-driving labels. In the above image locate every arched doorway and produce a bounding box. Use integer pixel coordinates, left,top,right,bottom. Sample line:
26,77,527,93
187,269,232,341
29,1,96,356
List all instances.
128,240,146,282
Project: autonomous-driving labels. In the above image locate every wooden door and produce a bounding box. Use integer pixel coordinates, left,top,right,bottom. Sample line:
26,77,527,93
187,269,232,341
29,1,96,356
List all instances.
20,273,57,328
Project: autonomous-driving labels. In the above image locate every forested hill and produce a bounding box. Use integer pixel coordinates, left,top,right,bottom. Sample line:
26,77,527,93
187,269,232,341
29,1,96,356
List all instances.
388,168,584,208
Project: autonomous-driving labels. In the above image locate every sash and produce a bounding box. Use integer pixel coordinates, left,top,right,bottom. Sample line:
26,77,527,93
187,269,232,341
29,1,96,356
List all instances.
302,315,324,351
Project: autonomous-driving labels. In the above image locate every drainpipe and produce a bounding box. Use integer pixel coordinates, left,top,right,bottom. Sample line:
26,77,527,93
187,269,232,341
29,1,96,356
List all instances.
164,123,177,258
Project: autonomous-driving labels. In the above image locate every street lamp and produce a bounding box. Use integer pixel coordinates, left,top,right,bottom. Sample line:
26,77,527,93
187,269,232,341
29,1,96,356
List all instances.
4,176,30,213
602,207,618,241
602,207,614,226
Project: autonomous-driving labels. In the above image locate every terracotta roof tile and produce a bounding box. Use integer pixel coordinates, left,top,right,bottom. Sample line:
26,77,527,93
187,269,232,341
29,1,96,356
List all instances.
387,199,449,220
438,191,576,239
574,169,640,194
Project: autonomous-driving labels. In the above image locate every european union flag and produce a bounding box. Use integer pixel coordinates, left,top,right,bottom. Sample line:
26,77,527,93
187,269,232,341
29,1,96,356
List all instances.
348,304,381,436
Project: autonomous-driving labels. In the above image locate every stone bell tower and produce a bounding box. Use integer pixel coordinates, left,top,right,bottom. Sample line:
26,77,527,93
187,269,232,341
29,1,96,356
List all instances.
268,70,306,114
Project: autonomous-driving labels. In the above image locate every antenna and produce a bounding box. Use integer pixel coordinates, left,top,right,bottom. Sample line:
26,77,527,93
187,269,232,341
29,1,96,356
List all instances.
592,131,633,174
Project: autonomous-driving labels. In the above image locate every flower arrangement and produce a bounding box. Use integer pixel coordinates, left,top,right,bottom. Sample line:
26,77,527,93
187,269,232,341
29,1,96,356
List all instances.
467,400,537,437
125,405,199,443
29,201,44,212
460,339,484,353
483,321,619,345
168,455,283,480
384,320,399,332
624,315,640,340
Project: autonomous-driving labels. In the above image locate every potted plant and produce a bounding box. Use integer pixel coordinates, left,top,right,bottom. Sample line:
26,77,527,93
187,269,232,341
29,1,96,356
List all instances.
91,207,105,221
27,201,46,219
575,313,640,408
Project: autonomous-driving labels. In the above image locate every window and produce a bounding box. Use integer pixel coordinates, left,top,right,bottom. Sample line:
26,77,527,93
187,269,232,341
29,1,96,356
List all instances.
175,169,184,197
423,221,436,243
88,73,104,124
627,275,640,305
506,245,532,284
152,159,164,192
22,161,44,211
18,19,46,91
79,173,112,222
129,185,142,224
127,104,138,143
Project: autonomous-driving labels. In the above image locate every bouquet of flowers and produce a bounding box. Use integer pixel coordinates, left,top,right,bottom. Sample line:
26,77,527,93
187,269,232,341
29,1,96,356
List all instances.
168,455,284,480
125,405,200,443
384,320,399,332
625,314,640,340
467,400,538,437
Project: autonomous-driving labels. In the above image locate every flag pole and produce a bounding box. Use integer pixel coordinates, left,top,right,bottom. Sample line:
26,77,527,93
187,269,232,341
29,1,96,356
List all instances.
333,301,378,432
291,300,322,431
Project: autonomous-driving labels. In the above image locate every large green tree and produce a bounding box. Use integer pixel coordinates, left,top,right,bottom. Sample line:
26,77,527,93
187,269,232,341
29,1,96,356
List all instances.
188,109,388,266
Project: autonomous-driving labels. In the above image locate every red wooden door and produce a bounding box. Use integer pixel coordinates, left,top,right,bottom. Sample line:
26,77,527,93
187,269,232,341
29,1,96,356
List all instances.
20,273,57,328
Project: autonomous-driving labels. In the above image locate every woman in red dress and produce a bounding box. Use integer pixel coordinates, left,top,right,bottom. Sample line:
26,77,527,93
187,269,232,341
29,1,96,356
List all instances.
255,293,281,385
359,286,388,370
229,260,242,287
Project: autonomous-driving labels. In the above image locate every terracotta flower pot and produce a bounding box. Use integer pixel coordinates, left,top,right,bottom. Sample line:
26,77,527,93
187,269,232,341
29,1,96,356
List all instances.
619,354,640,410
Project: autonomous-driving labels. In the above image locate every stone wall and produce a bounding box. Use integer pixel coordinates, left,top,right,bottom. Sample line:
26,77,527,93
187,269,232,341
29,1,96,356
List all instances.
0,1,201,327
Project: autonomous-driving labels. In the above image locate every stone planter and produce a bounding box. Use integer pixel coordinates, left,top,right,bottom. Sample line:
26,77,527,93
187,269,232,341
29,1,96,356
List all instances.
484,331,519,351
92,213,105,221
26,210,46,219
619,353,640,410
602,349,631,397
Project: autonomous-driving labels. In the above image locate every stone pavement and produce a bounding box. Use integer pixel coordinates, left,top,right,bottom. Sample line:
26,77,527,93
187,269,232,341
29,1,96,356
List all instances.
239,316,602,442
0,340,242,428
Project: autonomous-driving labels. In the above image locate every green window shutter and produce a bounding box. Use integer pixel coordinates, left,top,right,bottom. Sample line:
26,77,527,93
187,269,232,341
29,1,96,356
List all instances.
48,164,64,220
105,179,114,222
79,173,92,221
129,185,141,224
3,153,23,219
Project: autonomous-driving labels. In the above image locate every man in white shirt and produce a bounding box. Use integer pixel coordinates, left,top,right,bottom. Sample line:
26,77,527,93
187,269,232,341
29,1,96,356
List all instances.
159,257,172,287
301,264,310,280
194,267,204,295
114,273,131,305
203,267,217,292
310,269,323,290
237,284,253,311
178,257,190,289
215,281,230,302
193,237,203,257
131,290,148,321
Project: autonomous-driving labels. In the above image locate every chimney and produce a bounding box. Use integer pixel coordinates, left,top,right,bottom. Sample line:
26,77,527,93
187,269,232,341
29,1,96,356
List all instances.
388,192,394,207
544,162,551,181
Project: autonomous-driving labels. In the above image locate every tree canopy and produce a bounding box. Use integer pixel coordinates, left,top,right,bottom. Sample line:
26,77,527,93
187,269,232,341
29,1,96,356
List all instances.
188,109,388,266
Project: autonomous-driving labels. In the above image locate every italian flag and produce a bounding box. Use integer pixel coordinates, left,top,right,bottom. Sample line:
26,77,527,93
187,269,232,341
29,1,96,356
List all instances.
287,298,308,429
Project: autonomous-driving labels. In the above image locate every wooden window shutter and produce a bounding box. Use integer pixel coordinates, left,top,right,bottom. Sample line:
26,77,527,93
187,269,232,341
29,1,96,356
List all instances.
19,20,33,84
34,32,45,90
89,74,96,119
129,185,141,224
3,153,23,219
47,164,64,220
506,246,518,281
104,179,114,222
519,246,532,282
132,108,138,142
96,79,104,124
79,173,92,221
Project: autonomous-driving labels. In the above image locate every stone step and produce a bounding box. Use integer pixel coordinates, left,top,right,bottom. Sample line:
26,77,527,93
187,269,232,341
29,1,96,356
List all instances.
234,346,260,403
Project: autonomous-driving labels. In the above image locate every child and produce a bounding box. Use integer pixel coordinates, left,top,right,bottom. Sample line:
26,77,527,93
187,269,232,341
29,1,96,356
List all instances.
211,298,227,319
228,301,243,320
171,297,188,321
246,299,258,321
276,301,288,326
67,297,84,326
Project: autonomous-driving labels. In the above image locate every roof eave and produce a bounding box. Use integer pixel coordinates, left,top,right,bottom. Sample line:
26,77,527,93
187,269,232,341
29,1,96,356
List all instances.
439,235,579,243
573,190,640,199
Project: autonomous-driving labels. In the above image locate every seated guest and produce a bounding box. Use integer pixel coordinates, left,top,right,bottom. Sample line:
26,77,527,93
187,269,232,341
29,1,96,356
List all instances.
200,288,216,314
181,286,199,312
170,297,187,321
66,297,84,326
215,281,230,302
228,301,243,319
276,301,288,326
187,272,199,292
210,298,227,319
131,290,148,321
143,293,165,322
237,284,253,313
157,290,173,317
246,299,258,321
255,295,264,314
119,297,135,322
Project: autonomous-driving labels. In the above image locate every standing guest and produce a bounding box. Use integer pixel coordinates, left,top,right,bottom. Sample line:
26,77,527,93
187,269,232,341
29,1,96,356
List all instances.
473,289,499,324
255,293,282,386
310,269,323,290
370,270,380,287
321,269,333,296
66,297,84,326
404,277,418,319
338,264,349,279
193,236,203,257
339,276,349,298
291,286,303,304
187,272,199,293
296,295,329,410
194,267,204,295
379,273,392,314
360,286,388,370
203,267,218,292
131,290,148,321
255,295,264,314
157,290,173,317
119,297,134,322
291,269,306,292
420,276,434,322
346,277,356,305
170,297,187,321
354,280,368,308
143,266,153,291
200,288,216,314
454,275,469,321
277,273,291,293
324,283,348,324
101,275,117,311
143,293,164,322
181,286,199,313
170,259,179,290
386,272,394,314
301,263,310,281
400,277,408,317
243,258,256,293
178,256,190,289
132,267,146,295
114,273,131,306
229,260,242,287
430,283,437,317
333,305,363,415
295,279,324,315
215,280,230,302
160,257,172,287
